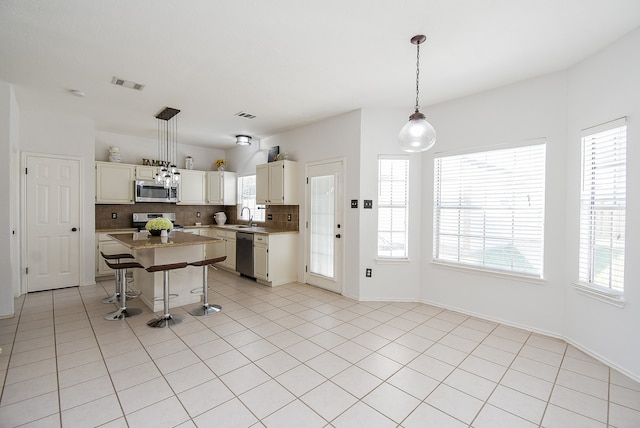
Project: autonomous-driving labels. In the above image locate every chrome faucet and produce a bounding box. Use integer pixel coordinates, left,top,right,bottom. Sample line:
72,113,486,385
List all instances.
240,206,252,225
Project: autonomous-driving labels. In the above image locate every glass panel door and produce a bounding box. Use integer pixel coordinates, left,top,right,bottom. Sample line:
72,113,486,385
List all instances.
310,175,335,278
306,160,343,293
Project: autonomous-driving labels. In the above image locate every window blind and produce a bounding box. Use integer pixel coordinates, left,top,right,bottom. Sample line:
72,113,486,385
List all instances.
578,119,626,292
378,157,409,258
434,143,546,277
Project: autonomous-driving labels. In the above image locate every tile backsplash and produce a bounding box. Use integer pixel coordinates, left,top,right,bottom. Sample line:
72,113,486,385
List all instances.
96,204,299,231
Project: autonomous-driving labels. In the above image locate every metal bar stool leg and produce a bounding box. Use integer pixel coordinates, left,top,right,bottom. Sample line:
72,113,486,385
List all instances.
146,262,187,328
102,262,122,304
101,252,136,303
104,261,144,320
189,262,222,316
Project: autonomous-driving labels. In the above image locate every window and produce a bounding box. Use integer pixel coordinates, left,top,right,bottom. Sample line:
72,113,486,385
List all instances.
378,157,409,258
237,175,265,222
578,119,627,293
434,142,546,277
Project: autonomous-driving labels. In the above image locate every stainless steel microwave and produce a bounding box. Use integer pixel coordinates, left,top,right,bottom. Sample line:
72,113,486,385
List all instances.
135,180,178,203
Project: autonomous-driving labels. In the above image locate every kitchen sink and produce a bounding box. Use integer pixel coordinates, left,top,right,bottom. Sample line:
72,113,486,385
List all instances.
234,225,254,229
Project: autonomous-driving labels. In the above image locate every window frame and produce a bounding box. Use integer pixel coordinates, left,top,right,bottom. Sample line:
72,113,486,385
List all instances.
433,140,547,279
236,174,265,223
377,155,410,260
576,118,627,298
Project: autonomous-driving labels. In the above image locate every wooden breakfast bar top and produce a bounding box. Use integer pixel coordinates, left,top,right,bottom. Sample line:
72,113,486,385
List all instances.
107,231,223,312
108,230,221,250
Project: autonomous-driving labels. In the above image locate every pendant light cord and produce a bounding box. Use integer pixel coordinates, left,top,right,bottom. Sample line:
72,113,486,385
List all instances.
414,42,421,113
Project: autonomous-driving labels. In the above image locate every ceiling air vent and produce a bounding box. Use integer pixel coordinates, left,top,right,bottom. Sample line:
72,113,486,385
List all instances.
235,111,256,119
111,76,145,91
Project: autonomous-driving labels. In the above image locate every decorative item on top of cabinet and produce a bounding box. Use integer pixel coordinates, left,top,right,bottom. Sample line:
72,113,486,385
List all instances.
256,160,298,205
207,171,237,205
95,161,135,204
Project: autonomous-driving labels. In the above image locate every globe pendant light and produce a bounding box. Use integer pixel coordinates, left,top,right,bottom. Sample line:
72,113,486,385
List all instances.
399,35,436,152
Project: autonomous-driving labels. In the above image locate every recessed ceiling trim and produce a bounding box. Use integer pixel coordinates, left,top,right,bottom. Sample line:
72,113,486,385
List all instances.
111,76,145,91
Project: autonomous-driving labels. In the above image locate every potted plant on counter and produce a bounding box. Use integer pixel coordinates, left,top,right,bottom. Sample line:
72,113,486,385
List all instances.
145,218,173,236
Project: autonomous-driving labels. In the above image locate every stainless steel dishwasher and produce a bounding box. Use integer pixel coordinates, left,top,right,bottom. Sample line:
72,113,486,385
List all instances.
236,232,254,278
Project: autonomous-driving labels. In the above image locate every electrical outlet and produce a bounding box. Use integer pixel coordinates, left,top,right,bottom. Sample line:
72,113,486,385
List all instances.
111,213,117,219
364,200,373,209
365,268,372,277
351,199,358,208
287,214,292,221
196,212,201,218
267,214,273,220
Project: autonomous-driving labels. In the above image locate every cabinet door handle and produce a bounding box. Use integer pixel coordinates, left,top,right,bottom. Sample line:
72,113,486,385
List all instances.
71,227,78,232
335,234,341,238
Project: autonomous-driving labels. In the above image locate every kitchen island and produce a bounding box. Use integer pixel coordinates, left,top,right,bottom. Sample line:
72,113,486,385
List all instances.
109,231,222,312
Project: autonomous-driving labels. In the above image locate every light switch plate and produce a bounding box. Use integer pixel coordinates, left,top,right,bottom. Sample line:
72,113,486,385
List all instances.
363,200,373,209
351,199,358,208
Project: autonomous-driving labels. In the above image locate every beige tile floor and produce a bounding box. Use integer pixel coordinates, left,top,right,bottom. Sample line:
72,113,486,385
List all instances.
1,269,639,427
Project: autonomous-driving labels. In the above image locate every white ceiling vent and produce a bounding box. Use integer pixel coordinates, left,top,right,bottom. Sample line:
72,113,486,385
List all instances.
235,111,256,119
111,76,145,91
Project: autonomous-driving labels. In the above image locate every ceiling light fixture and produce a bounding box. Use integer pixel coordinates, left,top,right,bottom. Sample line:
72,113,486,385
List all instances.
398,34,436,152
235,135,252,146
155,107,181,188
69,89,85,97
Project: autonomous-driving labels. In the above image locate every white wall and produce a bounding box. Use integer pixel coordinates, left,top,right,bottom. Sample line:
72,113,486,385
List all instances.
18,90,96,287
564,28,640,378
0,82,17,317
358,109,423,301
95,131,226,171
419,73,569,336
260,111,362,298
226,139,269,175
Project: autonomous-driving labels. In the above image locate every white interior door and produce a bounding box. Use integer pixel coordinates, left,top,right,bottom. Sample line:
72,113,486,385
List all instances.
26,155,80,292
306,160,344,293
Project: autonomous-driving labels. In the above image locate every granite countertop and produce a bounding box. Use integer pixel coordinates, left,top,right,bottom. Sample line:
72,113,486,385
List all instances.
108,230,221,250
210,224,299,235
97,225,298,235
96,228,138,233
177,224,298,235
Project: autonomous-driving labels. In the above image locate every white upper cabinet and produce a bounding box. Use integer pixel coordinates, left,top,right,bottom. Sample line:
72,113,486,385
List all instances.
95,162,135,204
135,165,158,181
207,171,237,205
177,169,206,205
256,160,298,205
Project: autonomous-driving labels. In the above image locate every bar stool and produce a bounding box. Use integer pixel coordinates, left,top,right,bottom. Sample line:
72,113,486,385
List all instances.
188,256,226,316
103,260,144,320
146,262,188,328
100,251,135,304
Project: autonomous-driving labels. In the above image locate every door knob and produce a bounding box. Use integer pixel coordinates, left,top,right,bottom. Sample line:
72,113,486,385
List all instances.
71,227,78,232
335,234,341,238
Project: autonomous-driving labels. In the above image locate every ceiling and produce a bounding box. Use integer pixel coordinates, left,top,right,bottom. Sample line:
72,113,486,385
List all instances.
1,0,639,149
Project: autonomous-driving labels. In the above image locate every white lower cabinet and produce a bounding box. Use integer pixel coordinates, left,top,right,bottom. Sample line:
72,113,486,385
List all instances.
96,232,133,276
254,234,268,281
211,229,236,271
253,233,298,286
